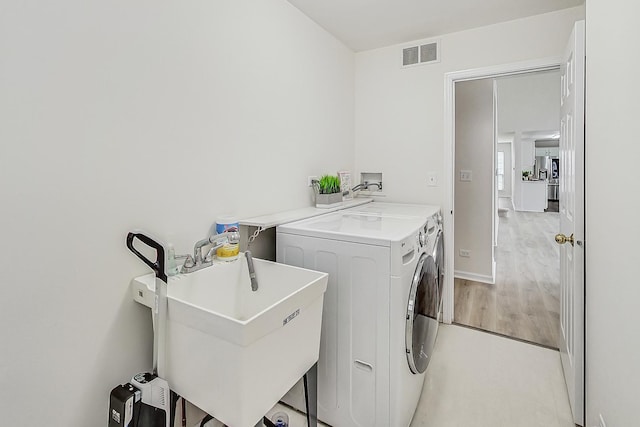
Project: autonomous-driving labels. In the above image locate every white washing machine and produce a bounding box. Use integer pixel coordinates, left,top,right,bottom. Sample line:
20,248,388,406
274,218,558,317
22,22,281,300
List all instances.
276,202,443,427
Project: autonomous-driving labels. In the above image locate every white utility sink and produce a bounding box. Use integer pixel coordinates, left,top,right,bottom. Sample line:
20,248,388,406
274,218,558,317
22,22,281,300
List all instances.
132,255,328,427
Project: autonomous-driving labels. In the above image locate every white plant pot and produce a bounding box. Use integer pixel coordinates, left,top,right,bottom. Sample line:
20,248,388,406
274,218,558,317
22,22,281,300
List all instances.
316,192,343,208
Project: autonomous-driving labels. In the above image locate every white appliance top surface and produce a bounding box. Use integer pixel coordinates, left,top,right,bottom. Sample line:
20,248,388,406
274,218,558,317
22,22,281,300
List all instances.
278,202,440,246
344,202,440,218
239,198,373,228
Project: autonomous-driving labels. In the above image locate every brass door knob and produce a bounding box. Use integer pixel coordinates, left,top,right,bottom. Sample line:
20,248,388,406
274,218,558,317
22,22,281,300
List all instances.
555,233,574,246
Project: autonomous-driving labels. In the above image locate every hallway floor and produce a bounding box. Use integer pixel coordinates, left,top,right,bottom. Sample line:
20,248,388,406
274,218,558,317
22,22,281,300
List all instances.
454,199,560,348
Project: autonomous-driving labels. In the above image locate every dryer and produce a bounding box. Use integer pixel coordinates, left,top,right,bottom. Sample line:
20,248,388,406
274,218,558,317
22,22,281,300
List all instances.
276,203,443,427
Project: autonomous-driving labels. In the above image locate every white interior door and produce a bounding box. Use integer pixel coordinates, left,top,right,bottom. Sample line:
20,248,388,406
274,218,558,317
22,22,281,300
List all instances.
557,20,585,426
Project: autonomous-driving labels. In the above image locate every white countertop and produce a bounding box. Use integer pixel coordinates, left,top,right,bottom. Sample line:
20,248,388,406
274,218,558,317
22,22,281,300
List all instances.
239,198,373,228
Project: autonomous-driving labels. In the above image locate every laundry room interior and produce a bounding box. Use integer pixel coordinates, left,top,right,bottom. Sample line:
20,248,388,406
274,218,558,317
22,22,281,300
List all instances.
2,1,639,427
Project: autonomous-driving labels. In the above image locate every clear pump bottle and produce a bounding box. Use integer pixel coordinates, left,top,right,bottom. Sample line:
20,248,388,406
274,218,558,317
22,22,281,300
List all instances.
166,244,180,276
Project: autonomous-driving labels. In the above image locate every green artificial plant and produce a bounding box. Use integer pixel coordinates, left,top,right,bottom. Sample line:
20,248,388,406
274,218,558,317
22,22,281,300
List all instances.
317,174,341,194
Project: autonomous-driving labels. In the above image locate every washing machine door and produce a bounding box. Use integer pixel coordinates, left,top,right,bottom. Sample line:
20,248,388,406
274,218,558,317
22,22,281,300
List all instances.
406,252,439,374
433,229,444,319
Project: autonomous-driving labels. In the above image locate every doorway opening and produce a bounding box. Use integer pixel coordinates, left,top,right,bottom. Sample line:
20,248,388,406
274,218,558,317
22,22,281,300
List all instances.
442,23,585,426
452,71,562,348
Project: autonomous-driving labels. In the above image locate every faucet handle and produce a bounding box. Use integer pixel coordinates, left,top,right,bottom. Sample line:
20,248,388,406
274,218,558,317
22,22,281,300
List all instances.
182,255,196,269
211,230,240,245
204,247,217,263
204,231,240,262
226,231,240,244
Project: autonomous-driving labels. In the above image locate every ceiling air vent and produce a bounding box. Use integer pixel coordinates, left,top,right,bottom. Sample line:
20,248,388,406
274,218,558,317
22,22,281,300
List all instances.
402,40,440,68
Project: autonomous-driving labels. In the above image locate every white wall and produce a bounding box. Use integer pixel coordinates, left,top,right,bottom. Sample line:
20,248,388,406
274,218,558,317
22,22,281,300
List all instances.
354,7,584,205
585,0,640,425
454,79,495,280
0,0,354,425
497,71,561,134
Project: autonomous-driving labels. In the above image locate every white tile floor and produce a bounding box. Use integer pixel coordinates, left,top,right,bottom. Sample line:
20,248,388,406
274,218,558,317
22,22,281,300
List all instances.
260,324,574,427
410,324,574,427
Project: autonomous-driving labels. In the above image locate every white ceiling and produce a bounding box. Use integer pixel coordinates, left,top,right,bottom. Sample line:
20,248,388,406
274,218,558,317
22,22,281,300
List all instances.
287,0,584,51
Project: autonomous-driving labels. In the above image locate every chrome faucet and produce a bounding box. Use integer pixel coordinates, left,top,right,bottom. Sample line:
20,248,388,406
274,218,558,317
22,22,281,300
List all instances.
349,181,382,193
181,230,240,273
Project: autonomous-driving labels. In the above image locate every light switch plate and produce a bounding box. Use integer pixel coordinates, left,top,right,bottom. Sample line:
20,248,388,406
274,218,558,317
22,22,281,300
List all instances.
460,170,472,182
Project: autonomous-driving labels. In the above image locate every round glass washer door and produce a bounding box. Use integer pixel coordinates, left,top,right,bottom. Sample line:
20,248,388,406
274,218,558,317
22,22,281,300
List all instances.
433,229,444,318
406,252,439,374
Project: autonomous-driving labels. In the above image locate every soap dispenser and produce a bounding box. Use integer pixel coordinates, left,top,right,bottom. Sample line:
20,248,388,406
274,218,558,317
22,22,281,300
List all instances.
166,244,180,276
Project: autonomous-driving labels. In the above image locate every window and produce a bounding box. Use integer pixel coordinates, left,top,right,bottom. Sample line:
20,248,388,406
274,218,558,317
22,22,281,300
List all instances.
497,151,505,191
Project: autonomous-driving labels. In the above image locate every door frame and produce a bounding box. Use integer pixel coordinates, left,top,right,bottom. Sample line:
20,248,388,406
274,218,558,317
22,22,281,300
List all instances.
442,57,561,325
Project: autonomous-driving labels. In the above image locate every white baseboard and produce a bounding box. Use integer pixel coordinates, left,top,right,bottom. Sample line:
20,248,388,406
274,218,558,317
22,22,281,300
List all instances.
454,267,496,285
515,208,545,213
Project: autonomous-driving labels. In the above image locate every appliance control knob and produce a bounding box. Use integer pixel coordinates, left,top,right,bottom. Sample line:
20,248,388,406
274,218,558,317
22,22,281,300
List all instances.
419,232,427,247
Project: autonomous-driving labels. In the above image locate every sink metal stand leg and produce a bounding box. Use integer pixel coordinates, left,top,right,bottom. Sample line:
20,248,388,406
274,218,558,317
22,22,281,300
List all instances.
260,363,318,427
303,363,318,427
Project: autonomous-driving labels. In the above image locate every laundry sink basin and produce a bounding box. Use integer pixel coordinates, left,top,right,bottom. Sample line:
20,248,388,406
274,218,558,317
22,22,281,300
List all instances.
131,255,328,427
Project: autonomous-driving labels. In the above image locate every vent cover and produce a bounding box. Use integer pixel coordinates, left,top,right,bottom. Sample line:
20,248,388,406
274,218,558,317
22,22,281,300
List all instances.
420,42,438,63
402,40,440,68
402,46,419,66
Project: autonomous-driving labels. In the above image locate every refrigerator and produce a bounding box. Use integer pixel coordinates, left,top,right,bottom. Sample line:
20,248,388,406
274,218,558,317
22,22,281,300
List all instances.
534,156,551,179
535,156,559,201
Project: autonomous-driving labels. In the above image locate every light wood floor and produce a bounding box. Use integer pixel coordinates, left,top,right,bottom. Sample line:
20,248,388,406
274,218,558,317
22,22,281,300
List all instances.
454,199,561,348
